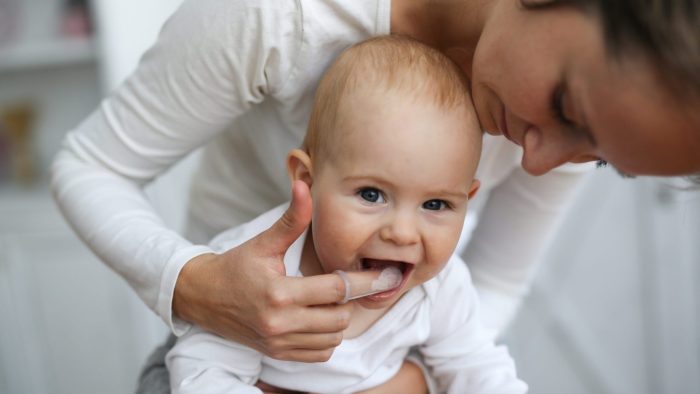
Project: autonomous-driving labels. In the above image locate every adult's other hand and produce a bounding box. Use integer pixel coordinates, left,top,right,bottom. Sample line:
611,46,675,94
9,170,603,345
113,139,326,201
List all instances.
355,360,428,394
254,359,428,393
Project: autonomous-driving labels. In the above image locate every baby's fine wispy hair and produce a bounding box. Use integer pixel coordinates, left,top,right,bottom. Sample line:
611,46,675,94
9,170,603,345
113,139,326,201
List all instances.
303,35,472,159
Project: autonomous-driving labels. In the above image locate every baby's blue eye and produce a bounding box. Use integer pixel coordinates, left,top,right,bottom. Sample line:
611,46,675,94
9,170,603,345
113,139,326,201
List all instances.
423,199,447,211
359,188,383,203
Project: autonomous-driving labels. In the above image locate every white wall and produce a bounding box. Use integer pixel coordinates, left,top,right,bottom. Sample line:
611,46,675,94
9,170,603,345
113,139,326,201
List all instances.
504,171,700,394
0,1,185,393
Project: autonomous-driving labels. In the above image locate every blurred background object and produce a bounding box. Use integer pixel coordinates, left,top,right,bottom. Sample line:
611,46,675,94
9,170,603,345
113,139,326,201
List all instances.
0,1,697,393
503,175,700,394
0,0,20,46
61,0,92,38
0,103,37,185
0,1,181,393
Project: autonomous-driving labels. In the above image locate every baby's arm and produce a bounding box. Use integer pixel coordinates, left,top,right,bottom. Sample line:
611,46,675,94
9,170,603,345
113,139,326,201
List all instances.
166,326,264,394
421,257,528,394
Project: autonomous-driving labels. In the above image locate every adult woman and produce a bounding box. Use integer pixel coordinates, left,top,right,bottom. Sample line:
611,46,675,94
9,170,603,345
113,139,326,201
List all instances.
51,0,700,392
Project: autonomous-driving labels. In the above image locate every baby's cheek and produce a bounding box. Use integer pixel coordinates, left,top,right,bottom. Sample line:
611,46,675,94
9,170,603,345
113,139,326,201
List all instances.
431,229,462,258
415,261,448,283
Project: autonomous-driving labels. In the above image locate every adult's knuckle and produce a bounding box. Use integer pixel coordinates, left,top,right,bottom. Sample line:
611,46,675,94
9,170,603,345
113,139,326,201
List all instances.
258,316,285,337
264,336,286,352
318,349,334,362
330,332,343,347
265,286,292,308
336,310,351,330
279,211,296,232
255,337,284,357
267,349,285,360
334,276,347,299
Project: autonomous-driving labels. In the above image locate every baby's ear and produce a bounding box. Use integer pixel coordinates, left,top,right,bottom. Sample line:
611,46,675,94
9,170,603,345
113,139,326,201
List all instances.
287,149,313,188
468,179,480,200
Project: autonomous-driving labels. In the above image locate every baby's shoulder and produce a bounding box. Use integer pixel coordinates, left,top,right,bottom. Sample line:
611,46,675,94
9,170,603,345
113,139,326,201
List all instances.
421,255,473,301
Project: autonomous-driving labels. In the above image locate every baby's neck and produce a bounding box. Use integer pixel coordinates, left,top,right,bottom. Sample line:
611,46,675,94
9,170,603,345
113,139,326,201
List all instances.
343,304,391,339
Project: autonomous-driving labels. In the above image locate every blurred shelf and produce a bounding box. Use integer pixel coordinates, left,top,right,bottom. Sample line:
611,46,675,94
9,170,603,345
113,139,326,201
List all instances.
0,180,68,235
0,37,97,73
0,180,52,205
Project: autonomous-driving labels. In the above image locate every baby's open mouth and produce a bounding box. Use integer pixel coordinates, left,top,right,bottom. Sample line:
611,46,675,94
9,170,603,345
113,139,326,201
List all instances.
334,258,412,303
361,258,410,274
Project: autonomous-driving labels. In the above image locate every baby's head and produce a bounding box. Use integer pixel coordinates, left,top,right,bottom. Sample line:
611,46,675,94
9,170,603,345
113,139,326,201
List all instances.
288,35,482,309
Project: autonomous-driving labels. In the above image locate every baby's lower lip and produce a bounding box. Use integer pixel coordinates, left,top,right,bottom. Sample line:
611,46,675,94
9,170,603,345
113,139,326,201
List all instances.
363,286,402,301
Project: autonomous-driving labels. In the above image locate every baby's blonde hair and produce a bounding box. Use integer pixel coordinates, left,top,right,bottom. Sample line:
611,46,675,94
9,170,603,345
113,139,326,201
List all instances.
303,35,474,161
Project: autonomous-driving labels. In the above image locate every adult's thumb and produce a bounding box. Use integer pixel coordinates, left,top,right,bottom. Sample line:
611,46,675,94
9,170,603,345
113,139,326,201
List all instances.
264,180,312,255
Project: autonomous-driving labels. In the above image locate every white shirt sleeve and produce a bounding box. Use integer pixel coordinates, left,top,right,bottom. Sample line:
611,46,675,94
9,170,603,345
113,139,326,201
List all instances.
421,259,529,394
165,327,262,394
166,327,264,394
463,163,591,333
50,0,303,334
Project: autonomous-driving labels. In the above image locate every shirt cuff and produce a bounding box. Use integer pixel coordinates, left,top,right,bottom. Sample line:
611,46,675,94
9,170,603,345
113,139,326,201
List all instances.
157,244,215,336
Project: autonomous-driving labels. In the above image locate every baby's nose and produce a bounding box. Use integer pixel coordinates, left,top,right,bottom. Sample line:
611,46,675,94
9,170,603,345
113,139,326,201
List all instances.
379,211,419,246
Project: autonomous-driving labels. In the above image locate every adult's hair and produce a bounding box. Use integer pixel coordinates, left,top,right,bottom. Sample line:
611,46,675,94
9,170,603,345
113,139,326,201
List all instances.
524,0,700,185
523,0,700,100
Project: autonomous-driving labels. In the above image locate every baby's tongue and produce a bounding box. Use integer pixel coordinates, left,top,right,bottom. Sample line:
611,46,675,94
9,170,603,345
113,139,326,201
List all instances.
335,265,402,303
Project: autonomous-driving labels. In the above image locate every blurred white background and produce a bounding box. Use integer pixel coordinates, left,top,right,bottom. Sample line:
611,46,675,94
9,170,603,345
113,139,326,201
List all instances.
0,1,698,393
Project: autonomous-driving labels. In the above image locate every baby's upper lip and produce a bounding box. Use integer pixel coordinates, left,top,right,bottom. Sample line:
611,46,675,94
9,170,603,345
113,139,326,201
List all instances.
361,257,417,267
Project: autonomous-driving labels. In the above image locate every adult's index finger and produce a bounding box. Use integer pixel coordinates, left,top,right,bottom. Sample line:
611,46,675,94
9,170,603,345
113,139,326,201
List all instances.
334,268,401,303
289,270,400,306
285,274,348,305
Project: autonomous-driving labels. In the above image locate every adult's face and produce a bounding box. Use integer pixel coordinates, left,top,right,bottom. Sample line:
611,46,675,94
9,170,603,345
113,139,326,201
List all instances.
469,0,700,176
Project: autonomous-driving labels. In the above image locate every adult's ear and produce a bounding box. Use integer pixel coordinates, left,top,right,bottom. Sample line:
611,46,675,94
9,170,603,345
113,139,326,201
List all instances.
468,179,480,200
287,149,313,188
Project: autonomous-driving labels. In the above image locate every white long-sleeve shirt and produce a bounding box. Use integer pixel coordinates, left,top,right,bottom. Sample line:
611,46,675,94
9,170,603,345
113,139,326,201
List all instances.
166,204,529,394
50,0,590,335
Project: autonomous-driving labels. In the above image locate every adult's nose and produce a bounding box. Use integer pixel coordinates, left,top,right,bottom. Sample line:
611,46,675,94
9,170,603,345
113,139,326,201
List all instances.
520,126,598,176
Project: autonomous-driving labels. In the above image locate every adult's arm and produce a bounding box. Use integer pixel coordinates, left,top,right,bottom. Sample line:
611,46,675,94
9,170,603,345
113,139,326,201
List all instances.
463,162,591,332
51,0,351,360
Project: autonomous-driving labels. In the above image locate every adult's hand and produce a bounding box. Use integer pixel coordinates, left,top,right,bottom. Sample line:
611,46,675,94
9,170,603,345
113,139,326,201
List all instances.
254,381,302,394
173,180,361,362
254,359,428,393
356,360,428,394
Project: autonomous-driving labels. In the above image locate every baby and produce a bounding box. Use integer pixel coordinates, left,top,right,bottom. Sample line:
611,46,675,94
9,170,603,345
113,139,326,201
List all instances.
166,35,527,394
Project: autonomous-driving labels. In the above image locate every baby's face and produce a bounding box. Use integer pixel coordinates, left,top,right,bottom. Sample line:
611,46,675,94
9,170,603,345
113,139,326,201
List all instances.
309,91,480,309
